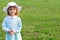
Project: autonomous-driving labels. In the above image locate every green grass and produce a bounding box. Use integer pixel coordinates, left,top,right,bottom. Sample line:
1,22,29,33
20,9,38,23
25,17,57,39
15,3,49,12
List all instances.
0,0,60,40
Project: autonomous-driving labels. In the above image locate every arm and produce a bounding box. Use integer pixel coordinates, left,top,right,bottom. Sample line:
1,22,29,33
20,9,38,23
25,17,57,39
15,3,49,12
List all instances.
14,18,22,33
2,18,9,32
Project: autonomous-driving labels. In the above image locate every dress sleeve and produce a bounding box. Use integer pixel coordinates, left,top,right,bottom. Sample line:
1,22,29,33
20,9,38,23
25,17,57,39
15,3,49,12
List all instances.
2,18,9,32
14,18,22,33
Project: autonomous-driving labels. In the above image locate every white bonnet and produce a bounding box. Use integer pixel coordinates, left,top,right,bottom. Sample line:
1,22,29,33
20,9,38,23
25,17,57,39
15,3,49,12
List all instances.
3,2,22,13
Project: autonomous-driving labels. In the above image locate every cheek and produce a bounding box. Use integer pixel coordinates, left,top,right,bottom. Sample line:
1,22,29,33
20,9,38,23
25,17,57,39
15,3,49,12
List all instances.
9,10,11,13
15,9,17,12
14,10,16,13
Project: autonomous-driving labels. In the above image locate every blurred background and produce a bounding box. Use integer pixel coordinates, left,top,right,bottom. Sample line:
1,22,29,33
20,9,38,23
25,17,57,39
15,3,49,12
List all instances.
0,0,60,40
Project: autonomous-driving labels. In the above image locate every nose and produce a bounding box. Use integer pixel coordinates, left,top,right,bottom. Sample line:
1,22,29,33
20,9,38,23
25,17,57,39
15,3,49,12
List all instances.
11,9,14,11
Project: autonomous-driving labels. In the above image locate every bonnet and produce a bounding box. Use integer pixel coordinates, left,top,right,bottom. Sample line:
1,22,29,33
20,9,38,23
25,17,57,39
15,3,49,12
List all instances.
3,2,22,13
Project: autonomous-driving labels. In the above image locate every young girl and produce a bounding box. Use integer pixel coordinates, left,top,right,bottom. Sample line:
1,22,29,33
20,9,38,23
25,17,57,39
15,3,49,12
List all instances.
2,2,22,40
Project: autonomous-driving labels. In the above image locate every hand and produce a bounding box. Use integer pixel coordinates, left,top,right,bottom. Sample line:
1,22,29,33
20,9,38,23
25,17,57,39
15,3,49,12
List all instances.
8,30,14,35
10,30,14,35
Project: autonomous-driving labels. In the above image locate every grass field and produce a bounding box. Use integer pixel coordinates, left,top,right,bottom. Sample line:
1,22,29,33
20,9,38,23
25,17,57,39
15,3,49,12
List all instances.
0,0,60,40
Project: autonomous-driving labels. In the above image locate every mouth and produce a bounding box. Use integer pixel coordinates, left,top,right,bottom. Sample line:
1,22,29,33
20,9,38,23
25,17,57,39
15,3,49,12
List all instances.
11,12,14,13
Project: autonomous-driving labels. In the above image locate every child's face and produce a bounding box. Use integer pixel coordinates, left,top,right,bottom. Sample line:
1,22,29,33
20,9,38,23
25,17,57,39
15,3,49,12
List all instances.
8,7,17,16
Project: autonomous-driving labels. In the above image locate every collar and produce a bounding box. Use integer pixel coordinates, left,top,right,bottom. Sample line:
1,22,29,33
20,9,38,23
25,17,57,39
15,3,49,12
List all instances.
7,16,17,19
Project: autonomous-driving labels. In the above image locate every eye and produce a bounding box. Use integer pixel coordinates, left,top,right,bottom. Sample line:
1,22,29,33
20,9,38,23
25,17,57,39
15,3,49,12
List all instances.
13,8,16,10
9,8,12,10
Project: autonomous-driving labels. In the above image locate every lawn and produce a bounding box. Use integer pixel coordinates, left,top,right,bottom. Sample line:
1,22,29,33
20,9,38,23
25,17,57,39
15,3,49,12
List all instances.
0,0,60,40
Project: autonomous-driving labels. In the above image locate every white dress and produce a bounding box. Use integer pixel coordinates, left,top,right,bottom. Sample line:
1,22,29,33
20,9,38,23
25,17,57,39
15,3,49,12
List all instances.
2,16,22,40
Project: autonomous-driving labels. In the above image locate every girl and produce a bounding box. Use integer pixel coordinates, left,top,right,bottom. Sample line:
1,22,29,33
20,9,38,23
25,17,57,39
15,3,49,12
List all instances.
2,2,22,40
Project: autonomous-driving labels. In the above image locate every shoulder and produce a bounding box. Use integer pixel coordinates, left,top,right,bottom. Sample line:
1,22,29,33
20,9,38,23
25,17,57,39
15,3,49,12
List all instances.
2,16,8,22
16,17,22,22
3,16,8,20
16,16,21,20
